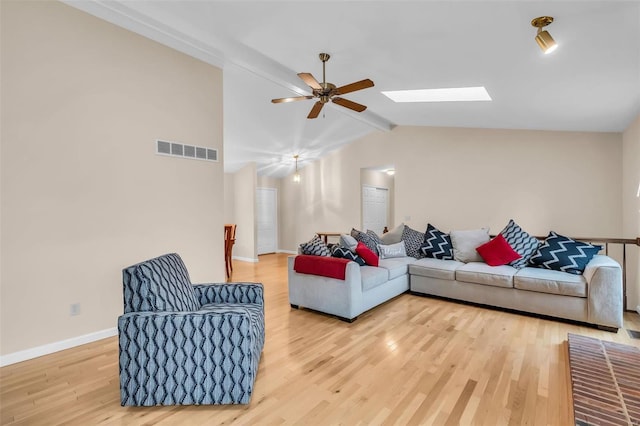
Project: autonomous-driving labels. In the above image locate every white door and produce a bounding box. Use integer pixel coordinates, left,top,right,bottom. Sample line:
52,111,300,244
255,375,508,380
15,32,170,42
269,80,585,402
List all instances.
257,188,277,255
362,185,388,235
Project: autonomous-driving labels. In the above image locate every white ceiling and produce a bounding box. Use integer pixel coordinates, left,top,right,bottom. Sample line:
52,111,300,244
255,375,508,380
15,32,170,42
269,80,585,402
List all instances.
66,1,640,177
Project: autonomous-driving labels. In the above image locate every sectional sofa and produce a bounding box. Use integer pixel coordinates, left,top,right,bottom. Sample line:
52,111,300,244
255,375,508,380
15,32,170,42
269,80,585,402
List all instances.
287,235,624,330
287,255,413,322
409,254,623,331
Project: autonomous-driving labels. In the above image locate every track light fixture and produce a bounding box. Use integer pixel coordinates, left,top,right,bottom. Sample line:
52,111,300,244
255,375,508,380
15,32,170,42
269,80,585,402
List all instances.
293,155,301,183
531,16,557,54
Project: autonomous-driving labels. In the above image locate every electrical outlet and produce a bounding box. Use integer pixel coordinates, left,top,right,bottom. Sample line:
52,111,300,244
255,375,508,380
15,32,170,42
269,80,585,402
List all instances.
70,303,81,316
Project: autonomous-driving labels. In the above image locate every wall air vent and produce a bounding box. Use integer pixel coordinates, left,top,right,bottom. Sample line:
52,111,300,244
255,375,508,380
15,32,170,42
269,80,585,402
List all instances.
157,140,171,154
156,140,218,163
183,145,196,158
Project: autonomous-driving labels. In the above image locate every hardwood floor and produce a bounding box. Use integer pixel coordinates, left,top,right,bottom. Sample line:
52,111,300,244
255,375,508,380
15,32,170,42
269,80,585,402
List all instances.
2,253,639,425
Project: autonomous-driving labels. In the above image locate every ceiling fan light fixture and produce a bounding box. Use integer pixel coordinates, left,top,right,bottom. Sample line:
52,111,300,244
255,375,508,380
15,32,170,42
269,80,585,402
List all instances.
531,16,558,54
272,53,374,119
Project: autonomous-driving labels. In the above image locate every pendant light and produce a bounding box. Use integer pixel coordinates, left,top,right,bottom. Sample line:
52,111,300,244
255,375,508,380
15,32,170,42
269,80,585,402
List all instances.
293,155,301,183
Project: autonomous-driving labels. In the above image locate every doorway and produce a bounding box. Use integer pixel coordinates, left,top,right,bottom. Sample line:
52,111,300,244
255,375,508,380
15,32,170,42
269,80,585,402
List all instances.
362,185,389,235
256,187,277,255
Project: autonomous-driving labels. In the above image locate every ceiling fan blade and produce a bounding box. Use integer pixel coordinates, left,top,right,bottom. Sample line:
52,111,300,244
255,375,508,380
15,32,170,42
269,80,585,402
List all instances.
271,95,314,104
332,97,367,113
336,79,374,95
307,101,324,119
298,73,322,90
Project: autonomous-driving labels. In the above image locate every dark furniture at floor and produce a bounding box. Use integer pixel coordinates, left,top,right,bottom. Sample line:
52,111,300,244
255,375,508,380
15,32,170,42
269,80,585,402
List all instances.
225,224,236,279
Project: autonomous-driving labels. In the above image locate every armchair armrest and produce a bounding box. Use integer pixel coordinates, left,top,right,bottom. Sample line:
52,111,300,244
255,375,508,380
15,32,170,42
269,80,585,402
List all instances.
118,308,262,406
192,282,264,306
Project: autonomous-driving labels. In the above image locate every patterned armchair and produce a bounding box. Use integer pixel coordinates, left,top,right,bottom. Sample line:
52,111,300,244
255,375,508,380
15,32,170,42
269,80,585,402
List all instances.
118,253,265,406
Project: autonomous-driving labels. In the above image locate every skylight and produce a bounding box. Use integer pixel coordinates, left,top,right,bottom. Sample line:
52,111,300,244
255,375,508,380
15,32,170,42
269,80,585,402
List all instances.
381,86,492,103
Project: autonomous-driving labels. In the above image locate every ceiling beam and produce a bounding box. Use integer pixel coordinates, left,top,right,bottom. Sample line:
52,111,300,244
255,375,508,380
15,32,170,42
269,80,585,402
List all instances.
62,0,395,132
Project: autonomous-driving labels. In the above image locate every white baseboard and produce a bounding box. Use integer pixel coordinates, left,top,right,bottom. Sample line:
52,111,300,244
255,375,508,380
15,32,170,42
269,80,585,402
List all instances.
0,327,118,367
277,249,297,255
232,256,258,263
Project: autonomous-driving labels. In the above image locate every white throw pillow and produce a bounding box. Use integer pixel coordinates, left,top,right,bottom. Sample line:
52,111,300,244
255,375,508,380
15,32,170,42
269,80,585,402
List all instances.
450,228,490,263
377,241,407,259
380,223,405,245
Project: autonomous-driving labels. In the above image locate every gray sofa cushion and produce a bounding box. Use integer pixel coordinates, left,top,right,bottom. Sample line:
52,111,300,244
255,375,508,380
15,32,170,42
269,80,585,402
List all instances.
514,267,587,297
360,266,390,291
378,256,415,280
409,258,464,280
455,262,517,288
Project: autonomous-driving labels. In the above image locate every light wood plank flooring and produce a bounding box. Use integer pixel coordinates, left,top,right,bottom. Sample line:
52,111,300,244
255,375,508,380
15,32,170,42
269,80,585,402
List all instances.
2,253,639,425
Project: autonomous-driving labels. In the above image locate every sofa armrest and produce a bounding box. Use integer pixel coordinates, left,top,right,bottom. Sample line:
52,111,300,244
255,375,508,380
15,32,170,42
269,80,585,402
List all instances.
192,282,264,306
583,255,623,328
117,308,260,405
287,255,363,319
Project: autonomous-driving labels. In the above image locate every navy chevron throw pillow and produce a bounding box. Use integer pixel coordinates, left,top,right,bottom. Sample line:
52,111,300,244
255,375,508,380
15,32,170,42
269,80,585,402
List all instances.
529,231,601,275
420,224,454,260
332,247,366,266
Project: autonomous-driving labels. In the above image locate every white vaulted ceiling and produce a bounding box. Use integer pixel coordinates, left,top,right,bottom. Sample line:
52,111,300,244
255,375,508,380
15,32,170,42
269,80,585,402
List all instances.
66,1,640,177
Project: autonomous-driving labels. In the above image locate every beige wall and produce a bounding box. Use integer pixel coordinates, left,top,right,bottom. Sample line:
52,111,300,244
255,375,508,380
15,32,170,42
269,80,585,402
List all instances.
280,126,623,254
622,114,640,311
232,163,257,261
224,173,235,224
0,1,224,356
280,153,360,250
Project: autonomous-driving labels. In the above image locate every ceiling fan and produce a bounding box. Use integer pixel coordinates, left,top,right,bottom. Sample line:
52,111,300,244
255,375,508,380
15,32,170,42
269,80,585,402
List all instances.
271,53,374,119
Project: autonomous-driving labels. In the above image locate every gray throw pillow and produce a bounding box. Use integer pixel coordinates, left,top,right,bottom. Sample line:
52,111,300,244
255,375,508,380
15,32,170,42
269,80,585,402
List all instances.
339,234,358,252
450,228,490,263
380,223,404,245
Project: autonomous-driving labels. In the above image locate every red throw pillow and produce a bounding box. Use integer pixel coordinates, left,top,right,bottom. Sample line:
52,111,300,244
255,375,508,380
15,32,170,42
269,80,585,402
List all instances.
476,234,522,266
356,241,379,267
